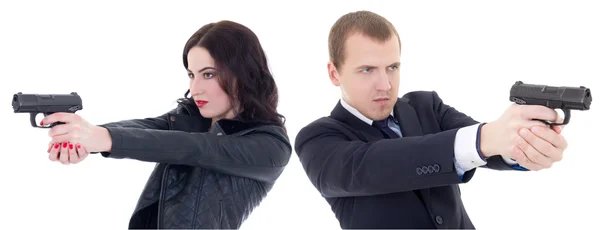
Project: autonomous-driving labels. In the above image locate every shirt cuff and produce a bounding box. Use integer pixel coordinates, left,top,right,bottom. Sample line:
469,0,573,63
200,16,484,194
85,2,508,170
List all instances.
501,156,529,170
502,155,518,165
454,123,488,172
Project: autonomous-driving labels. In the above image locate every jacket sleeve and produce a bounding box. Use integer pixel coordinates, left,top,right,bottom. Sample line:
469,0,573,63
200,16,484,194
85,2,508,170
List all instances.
99,125,292,184
295,120,469,198
431,91,527,171
96,109,174,130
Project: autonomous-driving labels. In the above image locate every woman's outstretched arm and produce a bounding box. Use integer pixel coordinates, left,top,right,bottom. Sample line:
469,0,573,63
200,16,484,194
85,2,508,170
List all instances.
100,124,292,183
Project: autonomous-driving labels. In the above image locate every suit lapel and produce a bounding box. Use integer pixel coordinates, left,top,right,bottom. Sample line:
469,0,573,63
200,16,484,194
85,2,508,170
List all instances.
329,98,426,140
393,97,424,137
330,101,386,142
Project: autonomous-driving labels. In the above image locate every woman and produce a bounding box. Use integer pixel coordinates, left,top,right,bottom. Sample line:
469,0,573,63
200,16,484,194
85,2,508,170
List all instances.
42,20,292,229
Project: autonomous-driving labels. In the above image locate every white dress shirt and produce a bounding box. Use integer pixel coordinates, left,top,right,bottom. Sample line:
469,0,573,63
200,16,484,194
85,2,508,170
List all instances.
340,98,517,177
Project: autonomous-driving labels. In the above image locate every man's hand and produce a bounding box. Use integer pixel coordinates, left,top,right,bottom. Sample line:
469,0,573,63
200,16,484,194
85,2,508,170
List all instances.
512,124,568,170
480,104,569,170
41,113,112,164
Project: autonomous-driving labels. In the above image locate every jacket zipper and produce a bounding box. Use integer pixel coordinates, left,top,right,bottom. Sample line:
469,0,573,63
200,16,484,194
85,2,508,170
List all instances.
157,164,170,229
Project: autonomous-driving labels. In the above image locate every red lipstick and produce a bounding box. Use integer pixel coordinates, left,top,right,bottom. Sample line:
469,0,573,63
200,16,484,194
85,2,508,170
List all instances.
195,100,208,107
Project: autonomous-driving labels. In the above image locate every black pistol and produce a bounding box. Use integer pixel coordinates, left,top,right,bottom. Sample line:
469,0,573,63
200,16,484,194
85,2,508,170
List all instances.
509,81,592,126
12,92,83,128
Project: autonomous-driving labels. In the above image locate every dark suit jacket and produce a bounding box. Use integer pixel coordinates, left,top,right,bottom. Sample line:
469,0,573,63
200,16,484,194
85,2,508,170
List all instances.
294,91,521,229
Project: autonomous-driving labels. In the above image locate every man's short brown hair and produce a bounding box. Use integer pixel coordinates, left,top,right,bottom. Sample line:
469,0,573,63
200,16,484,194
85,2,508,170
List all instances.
328,10,401,68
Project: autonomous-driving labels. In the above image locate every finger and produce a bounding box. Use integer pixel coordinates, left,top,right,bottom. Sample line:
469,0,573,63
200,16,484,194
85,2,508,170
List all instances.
511,145,544,171
48,143,60,161
59,142,70,165
530,126,568,151
68,143,79,163
75,144,89,162
552,125,563,134
48,123,78,138
551,116,565,133
515,134,553,169
41,112,77,126
51,133,75,144
47,142,54,153
519,105,559,122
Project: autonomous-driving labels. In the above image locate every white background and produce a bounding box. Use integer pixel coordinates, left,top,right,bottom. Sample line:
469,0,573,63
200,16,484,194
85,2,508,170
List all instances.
1,0,599,229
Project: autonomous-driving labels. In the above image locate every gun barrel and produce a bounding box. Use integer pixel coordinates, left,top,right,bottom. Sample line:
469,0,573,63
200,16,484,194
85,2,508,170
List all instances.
12,92,83,113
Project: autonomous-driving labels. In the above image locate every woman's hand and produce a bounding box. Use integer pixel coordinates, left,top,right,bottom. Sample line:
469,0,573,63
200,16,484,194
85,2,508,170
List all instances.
47,141,90,164
41,112,112,158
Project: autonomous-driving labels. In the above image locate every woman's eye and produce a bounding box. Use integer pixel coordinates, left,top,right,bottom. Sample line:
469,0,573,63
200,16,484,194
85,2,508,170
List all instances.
187,73,194,79
204,73,214,79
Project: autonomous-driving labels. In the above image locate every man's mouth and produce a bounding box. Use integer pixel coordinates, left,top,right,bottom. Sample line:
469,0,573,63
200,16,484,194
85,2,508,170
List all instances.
195,100,208,107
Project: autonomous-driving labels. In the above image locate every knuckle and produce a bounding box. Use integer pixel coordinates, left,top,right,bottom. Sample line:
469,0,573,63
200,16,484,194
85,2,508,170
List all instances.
530,153,543,163
539,145,552,156
555,152,564,161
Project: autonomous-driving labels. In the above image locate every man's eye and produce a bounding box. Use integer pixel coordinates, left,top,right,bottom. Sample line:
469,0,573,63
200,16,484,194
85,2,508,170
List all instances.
361,67,372,73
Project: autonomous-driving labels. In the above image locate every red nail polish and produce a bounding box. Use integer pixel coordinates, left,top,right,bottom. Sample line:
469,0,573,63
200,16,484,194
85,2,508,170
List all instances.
54,144,59,149
40,121,44,126
62,142,68,148
69,144,73,149
77,144,81,148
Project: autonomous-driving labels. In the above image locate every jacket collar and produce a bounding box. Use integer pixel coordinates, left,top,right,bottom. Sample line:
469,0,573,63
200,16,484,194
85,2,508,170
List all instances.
169,99,265,135
330,97,424,141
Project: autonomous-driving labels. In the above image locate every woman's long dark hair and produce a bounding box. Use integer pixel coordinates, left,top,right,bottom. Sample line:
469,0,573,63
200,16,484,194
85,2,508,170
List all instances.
179,20,285,128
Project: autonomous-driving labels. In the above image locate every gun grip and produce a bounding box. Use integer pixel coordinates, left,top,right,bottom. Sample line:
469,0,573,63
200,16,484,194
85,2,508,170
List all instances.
30,112,64,128
533,108,570,127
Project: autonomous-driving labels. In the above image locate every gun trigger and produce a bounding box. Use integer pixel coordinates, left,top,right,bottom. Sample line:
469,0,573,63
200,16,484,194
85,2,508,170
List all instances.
533,108,570,127
30,112,52,128
30,113,41,128
559,108,571,126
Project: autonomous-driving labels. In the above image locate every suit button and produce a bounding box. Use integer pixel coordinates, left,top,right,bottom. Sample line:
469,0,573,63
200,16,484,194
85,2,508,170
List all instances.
435,215,443,224
433,164,440,172
416,167,423,175
169,116,176,121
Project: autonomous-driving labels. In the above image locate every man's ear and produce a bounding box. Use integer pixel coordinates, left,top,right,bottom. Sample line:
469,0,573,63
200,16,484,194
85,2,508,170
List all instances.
327,61,341,86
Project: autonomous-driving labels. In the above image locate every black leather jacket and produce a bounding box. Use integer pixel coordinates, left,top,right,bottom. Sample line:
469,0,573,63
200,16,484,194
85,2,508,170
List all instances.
96,102,292,229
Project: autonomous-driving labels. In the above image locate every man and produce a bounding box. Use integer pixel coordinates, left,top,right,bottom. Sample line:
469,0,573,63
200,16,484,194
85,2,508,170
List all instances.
294,11,568,229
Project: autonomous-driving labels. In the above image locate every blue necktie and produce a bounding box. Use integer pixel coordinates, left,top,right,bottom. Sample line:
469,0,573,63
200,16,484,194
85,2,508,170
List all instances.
372,116,399,139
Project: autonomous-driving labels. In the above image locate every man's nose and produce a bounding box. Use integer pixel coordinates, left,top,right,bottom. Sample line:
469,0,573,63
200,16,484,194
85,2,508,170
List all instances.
374,72,391,91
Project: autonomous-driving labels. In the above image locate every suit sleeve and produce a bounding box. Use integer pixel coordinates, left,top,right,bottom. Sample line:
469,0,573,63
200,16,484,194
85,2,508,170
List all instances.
100,126,292,183
295,121,471,198
431,91,528,171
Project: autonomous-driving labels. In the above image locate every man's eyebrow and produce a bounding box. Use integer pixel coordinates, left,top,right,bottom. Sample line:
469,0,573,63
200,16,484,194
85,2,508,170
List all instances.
388,62,401,67
355,65,376,70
